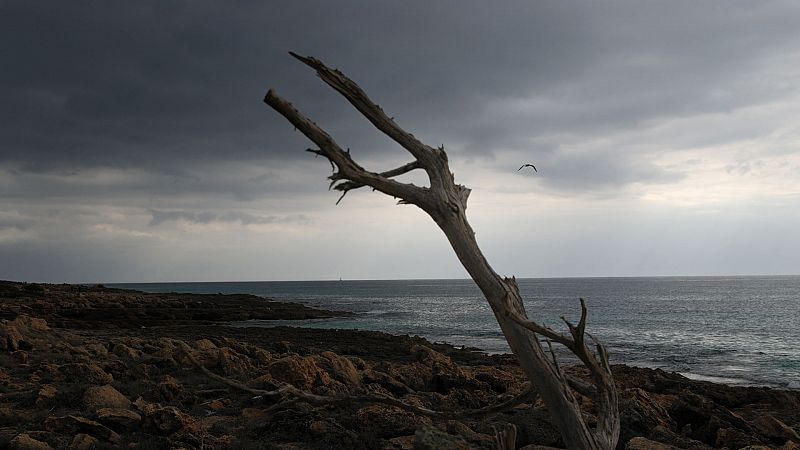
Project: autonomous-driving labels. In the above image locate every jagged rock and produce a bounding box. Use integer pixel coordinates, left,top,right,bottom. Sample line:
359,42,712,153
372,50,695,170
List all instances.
9,433,52,450
82,384,131,412
135,399,195,435
252,348,272,364
44,415,120,443
112,343,142,360
408,345,471,392
208,399,225,411
14,315,49,332
318,351,361,387
626,437,681,450
158,375,182,401
362,369,413,396
386,435,415,450
751,415,800,443
0,322,23,351
96,408,142,430
217,347,251,375
268,355,330,390
59,363,113,385
620,388,676,443
148,406,194,435
647,425,712,450
716,427,763,449
83,343,108,357
669,391,752,444
473,366,516,393
68,434,98,450
356,404,431,438
413,426,470,450
194,339,217,351
411,345,455,369
36,385,58,407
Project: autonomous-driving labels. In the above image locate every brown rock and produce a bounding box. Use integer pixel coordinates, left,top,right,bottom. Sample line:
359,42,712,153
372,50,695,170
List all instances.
218,347,252,375
0,322,23,351
716,427,763,449
386,435,415,450
82,385,131,412
253,348,272,364
362,369,413,396
194,339,217,351
10,433,52,450
208,400,225,411
620,388,675,443
36,385,58,407
356,404,431,438
145,406,195,435
112,343,142,360
158,375,182,402
626,437,681,450
752,415,800,443
83,343,108,357
318,351,361,387
60,363,113,385
68,434,98,450
473,366,516,392
268,355,330,390
96,408,142,430
44,415,120,443
411,345,455,369
14,316,49,332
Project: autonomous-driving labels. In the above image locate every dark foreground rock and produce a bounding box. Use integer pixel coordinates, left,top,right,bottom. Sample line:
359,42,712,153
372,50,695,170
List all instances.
1,281,798,449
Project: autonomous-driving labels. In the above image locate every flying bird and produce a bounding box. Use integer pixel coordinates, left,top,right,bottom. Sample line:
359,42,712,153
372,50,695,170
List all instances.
518,164,537,172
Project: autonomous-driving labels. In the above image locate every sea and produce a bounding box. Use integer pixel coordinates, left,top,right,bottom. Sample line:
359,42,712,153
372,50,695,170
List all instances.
111,276,800,390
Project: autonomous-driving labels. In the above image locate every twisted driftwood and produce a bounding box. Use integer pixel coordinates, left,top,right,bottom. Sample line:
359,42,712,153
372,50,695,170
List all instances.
263,53,619,449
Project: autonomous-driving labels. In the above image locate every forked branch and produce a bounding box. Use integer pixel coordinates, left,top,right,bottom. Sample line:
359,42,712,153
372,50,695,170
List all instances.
263,53,619,449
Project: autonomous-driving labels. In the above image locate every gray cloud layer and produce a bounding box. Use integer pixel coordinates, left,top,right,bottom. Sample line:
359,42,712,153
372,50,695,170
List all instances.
2,1,799,281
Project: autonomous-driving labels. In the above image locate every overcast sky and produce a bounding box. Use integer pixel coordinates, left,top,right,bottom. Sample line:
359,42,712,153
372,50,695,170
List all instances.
2,1,800,283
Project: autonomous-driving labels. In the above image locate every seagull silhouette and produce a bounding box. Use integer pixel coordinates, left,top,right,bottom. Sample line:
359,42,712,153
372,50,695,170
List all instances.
518,164,537,172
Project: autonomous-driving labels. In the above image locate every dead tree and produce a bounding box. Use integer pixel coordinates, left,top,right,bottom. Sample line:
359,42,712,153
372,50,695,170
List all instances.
263,53,619,449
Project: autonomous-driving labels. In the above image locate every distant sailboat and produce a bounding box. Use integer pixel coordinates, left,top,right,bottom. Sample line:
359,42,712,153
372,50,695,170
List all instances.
339,277,342,282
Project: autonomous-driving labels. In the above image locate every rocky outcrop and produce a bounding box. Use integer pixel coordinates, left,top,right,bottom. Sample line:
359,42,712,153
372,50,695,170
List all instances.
81,384,131,412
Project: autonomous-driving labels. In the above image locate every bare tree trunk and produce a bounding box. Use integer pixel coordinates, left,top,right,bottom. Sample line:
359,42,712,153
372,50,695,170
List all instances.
263,53,619,449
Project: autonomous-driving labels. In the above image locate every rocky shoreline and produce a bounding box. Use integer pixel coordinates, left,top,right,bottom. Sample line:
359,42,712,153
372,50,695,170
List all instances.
1,280,798,449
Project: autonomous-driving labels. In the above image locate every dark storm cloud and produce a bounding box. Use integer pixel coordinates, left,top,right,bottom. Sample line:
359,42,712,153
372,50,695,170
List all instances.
3,1,799,184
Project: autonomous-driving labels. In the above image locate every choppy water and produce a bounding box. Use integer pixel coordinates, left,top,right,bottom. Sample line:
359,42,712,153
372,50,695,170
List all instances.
112,276,800,390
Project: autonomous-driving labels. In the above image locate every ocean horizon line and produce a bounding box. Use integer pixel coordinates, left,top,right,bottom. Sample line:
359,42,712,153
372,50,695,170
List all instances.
102,273,800,286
